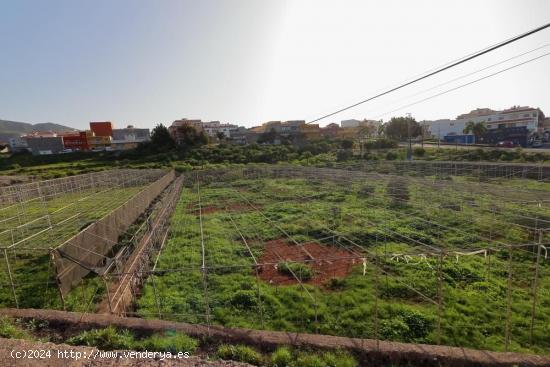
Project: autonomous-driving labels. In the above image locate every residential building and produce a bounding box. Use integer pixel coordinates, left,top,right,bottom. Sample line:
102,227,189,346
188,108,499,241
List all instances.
86,131,111,151
499,106,544,131
422,106,545,146
281,120,306,134
201,121,239,138
90,121,114,137
260,121,282,134
341,119,362,128
456,108,496,119
111,125,150,150
25,136,64,155
229,127,259,145
336,127,359,139
422,119,468,140
8,137,29,152
320,123,340,138
338,119,381,139
169,119,204,145
61,131,89,151
459,106,544,132
298,123,321,141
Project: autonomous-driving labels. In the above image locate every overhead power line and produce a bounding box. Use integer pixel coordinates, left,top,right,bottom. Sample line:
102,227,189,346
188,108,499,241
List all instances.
386,43,550,106
371,51,550,119
306,22,550,124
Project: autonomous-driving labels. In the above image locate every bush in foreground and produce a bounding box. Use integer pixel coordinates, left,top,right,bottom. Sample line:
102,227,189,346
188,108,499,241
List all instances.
217,344,262,365
278,262,314,281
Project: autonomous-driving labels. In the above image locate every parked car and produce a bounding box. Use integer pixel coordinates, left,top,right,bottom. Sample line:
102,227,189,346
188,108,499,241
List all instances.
497,140,515,148
531,140,543,148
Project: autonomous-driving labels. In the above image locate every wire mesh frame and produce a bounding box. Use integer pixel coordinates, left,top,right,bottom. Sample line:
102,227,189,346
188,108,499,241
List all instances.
101,175,184,316
0,169,174,310
144,165,550,352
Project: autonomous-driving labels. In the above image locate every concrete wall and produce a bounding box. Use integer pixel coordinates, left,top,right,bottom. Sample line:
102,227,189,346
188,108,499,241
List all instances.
1,309,548,367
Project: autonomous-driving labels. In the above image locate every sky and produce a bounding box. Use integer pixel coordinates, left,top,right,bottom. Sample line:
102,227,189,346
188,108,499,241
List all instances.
0,0,549,130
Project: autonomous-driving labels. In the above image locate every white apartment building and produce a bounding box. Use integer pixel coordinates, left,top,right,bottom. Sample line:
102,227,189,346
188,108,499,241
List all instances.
423,106,544,140
422,119,466,140
341,119,362,128
481,106,542,132
202,121,239,138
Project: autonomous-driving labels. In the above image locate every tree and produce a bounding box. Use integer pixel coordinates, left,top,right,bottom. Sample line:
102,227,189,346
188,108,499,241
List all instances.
175,125,209,150
463,121,487,143
340,139,353,149
382,117,422,141
216,131,226,142
257,128,279,144
150,124,175,150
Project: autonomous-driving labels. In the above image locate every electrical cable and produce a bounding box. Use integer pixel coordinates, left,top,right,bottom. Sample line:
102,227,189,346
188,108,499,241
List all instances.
372,51,550,119
306,23,550,124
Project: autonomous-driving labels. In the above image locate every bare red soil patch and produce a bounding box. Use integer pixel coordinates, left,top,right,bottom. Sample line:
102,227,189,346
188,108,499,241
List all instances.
258,239,360,285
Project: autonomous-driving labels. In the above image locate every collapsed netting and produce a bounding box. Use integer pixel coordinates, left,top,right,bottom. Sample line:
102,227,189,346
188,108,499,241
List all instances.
53,170,176,298
0,169,175,309
134,164,549,351
0,169,167,249
100,175,184,315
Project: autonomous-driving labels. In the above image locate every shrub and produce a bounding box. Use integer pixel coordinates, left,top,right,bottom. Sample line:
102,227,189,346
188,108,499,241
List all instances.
271,346,293,366
138,331,198,353
413,147,425,156
230,290,258,309
278,262,314,281
295,353,325,367
385,151,398,160
380,308,433,342
327,277,346,290
217,344,262,365
0,317,31,339
364,138,398,150
322,350,358,367
336,149,353,162
67,326,135,350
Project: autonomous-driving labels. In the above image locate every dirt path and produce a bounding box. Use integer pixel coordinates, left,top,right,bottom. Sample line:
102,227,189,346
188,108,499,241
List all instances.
0,337,252,367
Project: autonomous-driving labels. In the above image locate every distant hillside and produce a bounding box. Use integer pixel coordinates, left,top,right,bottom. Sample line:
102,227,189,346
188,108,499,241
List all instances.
0,120,76,142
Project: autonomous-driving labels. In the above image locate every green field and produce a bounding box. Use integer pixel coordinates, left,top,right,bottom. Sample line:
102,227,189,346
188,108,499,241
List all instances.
137,168,550,355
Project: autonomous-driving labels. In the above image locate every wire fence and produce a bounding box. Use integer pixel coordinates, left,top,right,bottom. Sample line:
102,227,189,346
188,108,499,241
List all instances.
0,169,175,310
100,164,550,353
1,162,549,353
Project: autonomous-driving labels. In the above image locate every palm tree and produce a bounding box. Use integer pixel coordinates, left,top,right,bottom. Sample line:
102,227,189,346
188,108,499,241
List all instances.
463,121,487,143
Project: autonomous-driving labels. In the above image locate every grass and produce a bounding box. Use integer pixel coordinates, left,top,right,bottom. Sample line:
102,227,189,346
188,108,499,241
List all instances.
137,172,550,355
217,344,263,365
66,326,198,353
0,316,33,340
278,262,314,281
5,321,357,366
216,344,358,367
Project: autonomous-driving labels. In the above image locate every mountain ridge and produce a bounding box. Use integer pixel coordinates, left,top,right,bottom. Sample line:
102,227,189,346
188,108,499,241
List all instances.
0,119,76,142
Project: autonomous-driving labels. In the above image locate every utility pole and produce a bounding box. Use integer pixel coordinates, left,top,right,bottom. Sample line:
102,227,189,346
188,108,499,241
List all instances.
438,122,441,148
406,113,413,161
